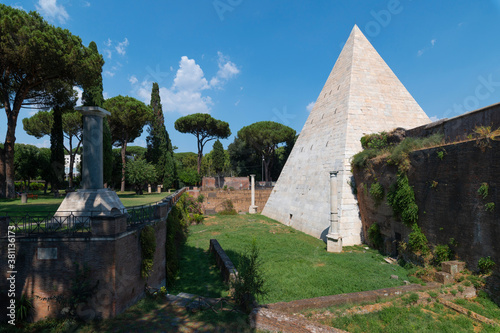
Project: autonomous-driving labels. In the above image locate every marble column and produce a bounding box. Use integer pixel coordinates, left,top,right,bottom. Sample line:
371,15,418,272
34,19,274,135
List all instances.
249,174,258,214
327,171,342,252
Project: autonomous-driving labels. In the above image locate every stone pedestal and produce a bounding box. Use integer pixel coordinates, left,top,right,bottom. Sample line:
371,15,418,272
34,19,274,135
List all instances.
55,189,126,217
249,174,258,214
327,233,343,253
21,193,28,203
157,185,162,193
148,184,152,193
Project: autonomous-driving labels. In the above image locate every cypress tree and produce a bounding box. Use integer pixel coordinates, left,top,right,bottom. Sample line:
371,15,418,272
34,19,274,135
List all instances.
146,82,176,189
82,41,113,186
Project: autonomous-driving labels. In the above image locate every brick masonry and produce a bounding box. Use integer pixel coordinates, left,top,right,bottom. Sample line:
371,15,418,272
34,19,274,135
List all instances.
0,219,166,321
198,189,272,214
201,177,250,190
263,25,430,246
353,140,500,274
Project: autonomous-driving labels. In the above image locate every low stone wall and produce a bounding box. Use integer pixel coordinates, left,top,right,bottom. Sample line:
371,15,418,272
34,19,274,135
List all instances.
209,239,238,283
202,189,272,214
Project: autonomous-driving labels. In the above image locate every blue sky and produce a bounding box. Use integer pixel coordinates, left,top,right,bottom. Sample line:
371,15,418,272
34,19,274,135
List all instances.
3,0,500,153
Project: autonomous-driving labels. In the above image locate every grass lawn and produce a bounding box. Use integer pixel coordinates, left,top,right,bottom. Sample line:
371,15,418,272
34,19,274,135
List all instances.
171,214,418,304
0,191,170,215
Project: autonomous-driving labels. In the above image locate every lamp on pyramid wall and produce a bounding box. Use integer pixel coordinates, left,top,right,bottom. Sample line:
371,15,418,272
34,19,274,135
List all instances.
327,170,342,253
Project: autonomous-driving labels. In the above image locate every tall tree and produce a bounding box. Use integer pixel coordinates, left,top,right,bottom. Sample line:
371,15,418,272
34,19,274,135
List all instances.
145,82,176,189
212,139,225,187
104,95,152,192
14,144,39,191
37,148,52,194
0,5,103,198
174,113,231,175
81,41,113,186
23,107,83,188
237,121,296,182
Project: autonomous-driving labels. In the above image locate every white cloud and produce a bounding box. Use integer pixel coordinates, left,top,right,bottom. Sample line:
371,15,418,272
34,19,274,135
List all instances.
210,52,240,89
235,100,240,106
417,39,437,57
104,38,112,47
74,86,83,106
429,116,440,122
306,101,315,112
83,1,91,7
115,38,129,56
104,70,115,78
12,3,25,10
103,92,110,100
35,140,51,148
36,0,69,24
129,75,138,85
130,53,239,115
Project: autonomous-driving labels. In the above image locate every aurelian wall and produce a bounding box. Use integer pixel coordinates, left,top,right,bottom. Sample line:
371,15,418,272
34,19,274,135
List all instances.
0,212,168,322
406,102,500,143
201,189,272,214
201,177,250,190
353,140,499,273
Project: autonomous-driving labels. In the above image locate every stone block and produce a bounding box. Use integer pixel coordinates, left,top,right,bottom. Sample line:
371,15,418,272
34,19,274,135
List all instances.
435,271,454,284
91,214,127,236
441,261,466,276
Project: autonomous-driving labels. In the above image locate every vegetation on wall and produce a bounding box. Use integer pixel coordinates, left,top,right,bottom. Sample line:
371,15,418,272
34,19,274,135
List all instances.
369,182,385,207
367,222,383,250
140,225,157,278
387,173,419,227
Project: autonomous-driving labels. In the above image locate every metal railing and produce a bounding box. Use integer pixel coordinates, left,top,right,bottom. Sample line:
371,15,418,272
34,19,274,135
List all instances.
1,187,188,237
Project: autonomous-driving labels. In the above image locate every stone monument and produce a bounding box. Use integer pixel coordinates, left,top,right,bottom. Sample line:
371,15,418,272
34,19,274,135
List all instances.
262,25,430,246
55,106,126,216
249,174,258,214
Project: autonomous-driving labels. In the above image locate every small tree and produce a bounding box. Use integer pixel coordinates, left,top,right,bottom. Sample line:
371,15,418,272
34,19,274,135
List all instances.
105,96,152,192
14,144,39,191
237,121,296,182
126,158,157,195
175,113,231,175
232,239,267,313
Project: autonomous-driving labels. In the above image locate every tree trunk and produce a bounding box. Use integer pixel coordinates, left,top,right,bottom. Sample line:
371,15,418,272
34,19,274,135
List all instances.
121,140,128,192
264,158,271,183
68,137,74,188
0,149,5,198
4,109,19,198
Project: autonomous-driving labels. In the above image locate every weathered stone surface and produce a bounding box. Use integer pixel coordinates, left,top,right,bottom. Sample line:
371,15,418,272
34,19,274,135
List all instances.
55,189,126,217
442,261,466,276
435,272,454,284
262,25,430,245
209,239,238,283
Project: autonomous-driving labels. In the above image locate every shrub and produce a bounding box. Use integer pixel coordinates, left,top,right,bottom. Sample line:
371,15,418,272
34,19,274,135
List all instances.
477,182,489,199
361,132,388,150
408,224,429,255
177,193,205,224
165,205,188,286
197,194,205,203
473,126,500,151
485,202,495,212
433,244,452,266
369,182,385,206
352,149,381,168
402,292,419,305
478,256,496,274
367,223,383,250
232,240,267,313
387,173,418,226
140,225,157,278
219,199,237,215
16,294,34,323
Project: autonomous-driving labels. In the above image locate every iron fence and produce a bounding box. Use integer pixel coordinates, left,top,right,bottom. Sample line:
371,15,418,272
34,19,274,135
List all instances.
1,187,188,237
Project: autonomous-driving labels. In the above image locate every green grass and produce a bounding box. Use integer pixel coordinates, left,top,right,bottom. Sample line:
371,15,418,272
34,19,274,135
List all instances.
453,292,500,321
171,214,416,304
0,191,170,215
330,303,500,333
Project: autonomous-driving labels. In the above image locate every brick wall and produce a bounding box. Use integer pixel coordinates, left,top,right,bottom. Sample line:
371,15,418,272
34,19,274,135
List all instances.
353,140,499,273
202,189,272,214
202,177,250,190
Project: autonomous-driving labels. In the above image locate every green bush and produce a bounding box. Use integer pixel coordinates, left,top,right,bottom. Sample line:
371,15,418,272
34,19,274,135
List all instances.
219,199,237,215
16,294,34,323
485,202,495,212
433,244,452,266
352,149,381,168
369,182,385,206
140,225,157,278
361,132,389,150
177,193,205,224
477,182,489,199
232,239,267,313
165,205,188,286
197,194,205,203
408,224,429,255
387,173,418,226
367,223,383,250
478,256,496,274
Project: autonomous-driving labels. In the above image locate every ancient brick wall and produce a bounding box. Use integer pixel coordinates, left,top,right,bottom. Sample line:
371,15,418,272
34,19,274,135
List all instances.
0,219,166,322
406,102,500,143
202,189,272,214
353,140,499,273
201,176,250,190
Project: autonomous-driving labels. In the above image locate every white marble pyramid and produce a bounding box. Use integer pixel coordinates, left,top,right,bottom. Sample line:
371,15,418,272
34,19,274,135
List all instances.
262,25,430,245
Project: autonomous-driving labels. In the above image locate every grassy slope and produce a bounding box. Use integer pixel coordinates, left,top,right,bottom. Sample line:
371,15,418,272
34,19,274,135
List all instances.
171,214,415,304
